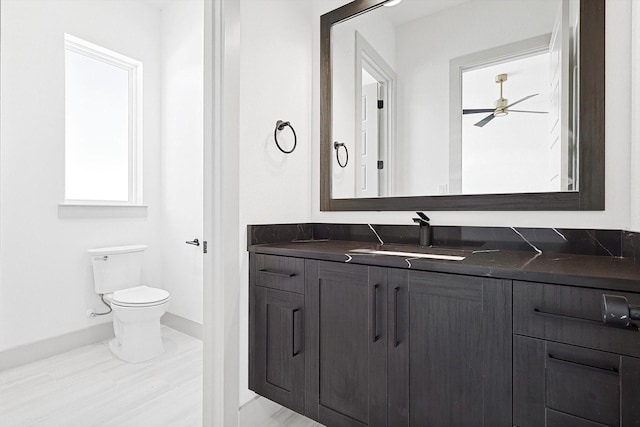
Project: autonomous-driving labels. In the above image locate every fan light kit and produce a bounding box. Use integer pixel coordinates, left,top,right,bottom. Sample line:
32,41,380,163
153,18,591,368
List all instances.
462,73,548,127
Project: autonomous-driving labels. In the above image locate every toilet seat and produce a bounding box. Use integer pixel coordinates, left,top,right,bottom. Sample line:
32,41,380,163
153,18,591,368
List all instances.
108,286,170,308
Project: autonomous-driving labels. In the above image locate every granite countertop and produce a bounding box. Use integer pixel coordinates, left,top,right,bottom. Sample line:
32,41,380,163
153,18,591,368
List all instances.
249,239,640,292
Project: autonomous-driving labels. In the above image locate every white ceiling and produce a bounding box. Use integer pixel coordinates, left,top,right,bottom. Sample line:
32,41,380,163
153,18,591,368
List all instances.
135,0,178,11
382,0,471,26
462,52,550,112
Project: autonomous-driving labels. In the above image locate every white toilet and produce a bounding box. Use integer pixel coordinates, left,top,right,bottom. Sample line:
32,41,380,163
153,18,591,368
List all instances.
88,245,170,363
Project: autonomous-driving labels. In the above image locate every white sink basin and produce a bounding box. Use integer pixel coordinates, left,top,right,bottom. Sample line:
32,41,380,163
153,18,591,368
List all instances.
350,248,465,261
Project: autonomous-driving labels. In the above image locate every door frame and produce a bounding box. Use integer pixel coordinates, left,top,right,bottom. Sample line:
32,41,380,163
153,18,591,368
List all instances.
355,32,396,197
203,0,241,426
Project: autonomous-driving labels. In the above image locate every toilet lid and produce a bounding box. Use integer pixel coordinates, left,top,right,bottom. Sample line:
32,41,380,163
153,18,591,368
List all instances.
112,286,170,307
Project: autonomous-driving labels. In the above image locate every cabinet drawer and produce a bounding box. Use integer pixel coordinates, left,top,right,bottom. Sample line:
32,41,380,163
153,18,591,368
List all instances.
254,254,305,294
513,336,640,427
544,342,620,427
546,409,614,427
514,281,640,357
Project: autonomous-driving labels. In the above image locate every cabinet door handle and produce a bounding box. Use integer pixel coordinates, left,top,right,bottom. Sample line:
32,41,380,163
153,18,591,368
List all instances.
258,269,296,278
372,284,380,342
534,308,638,331
393,286,400,348
292,308,301,357
547,353,619,375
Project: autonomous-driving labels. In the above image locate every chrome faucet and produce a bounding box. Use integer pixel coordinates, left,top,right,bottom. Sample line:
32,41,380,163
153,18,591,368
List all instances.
413,212,432,247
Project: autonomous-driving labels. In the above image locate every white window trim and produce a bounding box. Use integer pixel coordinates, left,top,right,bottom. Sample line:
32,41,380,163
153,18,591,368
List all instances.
63,33,144,206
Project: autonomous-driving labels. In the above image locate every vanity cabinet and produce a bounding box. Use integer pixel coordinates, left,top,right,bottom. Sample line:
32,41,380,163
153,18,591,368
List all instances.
388,270,512,427
250,253,513,426
513,281,640,427
249,251,640,426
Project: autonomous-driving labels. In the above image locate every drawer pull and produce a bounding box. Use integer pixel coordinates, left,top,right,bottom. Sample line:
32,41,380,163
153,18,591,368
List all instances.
393,286,400,348
534,308,638,332
372,284,380,343
258,269,296,278
547,354,619,375
292,308,301,357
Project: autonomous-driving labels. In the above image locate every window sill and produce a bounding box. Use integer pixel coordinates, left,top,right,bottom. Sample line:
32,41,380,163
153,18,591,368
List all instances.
58,203,148,218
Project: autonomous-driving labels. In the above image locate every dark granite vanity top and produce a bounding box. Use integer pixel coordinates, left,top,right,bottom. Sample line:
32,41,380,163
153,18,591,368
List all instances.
248,224,640,292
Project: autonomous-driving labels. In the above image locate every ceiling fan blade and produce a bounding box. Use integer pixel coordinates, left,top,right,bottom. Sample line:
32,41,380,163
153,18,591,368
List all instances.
508,110,548,114
474,113,495,127
506,93,538,108
463,108,495,114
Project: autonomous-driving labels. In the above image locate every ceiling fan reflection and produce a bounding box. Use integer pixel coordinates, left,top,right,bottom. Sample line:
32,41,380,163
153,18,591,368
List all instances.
462,73,548,127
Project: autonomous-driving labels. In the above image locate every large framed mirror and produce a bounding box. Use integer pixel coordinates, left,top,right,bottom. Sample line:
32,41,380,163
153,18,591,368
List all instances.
320,0,604,211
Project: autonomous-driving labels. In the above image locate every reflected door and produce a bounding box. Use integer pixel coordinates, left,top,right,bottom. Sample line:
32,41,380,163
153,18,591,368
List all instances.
357,82,379,197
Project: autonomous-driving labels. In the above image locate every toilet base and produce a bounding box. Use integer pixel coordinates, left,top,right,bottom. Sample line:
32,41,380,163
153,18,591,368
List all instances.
109,301,169,363
109,330,164,364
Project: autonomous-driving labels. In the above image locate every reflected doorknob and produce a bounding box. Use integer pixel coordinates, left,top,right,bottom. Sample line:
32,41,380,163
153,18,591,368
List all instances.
185,238,200,246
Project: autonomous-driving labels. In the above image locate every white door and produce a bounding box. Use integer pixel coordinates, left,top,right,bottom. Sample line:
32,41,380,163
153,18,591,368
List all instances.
357,82,379,197
548,0,570,190
160,0,204,326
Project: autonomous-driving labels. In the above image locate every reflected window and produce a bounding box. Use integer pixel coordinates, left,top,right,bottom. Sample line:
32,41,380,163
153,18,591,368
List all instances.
461,52,551,194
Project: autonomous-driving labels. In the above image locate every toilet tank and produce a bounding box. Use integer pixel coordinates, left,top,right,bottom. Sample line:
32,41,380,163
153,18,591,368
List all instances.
88,245,148,294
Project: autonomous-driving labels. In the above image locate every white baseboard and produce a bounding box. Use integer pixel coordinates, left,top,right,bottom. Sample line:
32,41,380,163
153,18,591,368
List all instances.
0,322,114,371
0,313,202,372
239,396,283,427
162,312,203,340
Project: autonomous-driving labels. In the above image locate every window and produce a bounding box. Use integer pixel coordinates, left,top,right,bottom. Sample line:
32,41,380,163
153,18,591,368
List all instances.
64,34,143,204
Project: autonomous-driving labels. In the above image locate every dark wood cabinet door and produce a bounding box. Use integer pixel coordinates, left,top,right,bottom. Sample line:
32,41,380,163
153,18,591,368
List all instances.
388,270,512,427
514,335,640,427
305,260,387,427
251,285,305,414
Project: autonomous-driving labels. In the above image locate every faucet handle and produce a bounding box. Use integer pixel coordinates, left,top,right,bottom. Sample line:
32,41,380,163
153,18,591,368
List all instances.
413,212,430,224
414,212,433,247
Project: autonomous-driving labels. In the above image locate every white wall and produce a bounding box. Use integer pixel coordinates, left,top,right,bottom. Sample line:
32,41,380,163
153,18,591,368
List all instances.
0,0,162,351
237,0,313,407
159,0,204,324
312,0,633,231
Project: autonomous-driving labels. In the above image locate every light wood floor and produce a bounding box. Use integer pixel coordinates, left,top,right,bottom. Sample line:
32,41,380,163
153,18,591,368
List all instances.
262,408,324,427
0,326,202,427
1,326,325,427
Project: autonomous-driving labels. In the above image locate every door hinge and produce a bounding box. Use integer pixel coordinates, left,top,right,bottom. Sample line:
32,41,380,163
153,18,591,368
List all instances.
377,100,384,109
203,241,208,254
377,160,384,170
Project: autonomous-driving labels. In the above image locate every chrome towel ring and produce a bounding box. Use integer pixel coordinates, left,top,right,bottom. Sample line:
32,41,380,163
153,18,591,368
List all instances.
334,141,348,168
274,120,297,154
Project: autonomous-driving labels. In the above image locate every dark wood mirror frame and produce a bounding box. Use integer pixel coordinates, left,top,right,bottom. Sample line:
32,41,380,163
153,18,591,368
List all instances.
320,0,604,211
